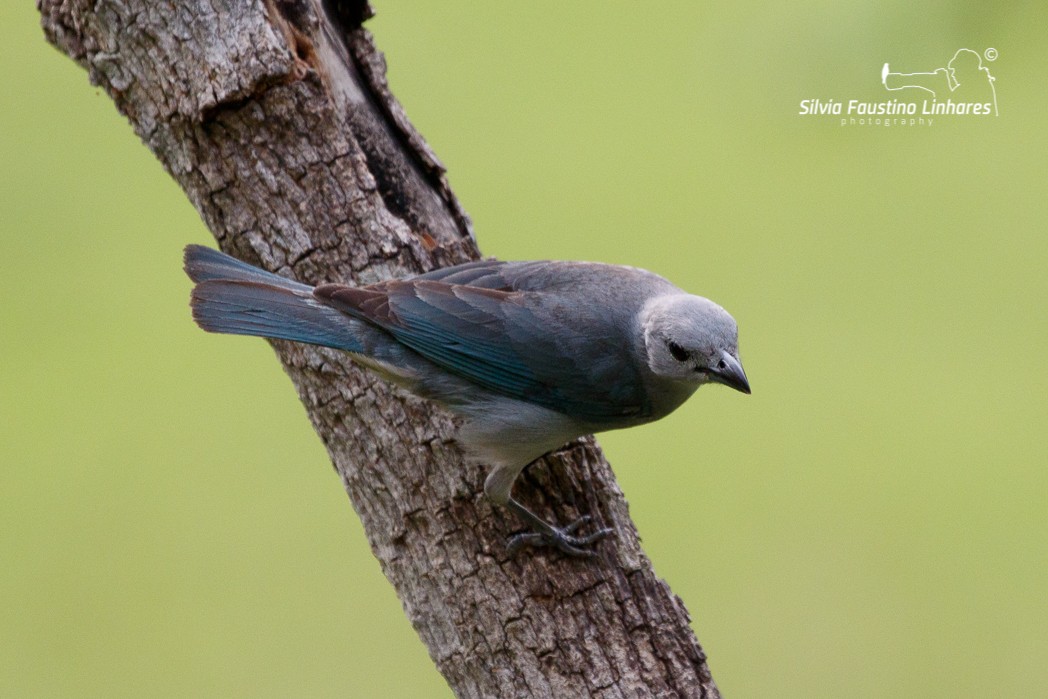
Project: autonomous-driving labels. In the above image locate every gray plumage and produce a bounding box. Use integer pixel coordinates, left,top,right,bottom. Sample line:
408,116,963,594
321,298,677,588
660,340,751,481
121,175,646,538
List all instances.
185,245,750,556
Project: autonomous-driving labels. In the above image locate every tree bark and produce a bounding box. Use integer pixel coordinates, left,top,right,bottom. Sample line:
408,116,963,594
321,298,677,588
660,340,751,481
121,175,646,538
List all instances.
39,1,720,696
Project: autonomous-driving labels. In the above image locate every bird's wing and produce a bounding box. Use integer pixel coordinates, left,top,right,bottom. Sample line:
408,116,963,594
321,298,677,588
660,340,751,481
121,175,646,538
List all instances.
411,258,514,288
314,277,650,420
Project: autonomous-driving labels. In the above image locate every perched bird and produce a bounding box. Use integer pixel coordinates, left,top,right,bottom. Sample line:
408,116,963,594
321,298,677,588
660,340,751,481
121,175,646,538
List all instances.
184,245,750,556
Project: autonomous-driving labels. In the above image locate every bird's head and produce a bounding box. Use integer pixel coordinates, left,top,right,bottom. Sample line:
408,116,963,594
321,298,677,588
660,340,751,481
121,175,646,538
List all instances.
641,294,750,394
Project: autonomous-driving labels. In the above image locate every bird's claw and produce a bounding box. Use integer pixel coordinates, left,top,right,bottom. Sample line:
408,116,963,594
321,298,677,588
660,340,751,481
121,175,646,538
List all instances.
507,515,615,558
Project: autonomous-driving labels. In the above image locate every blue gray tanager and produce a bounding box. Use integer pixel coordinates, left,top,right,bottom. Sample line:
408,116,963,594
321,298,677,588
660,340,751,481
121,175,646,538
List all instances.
184,245,750,556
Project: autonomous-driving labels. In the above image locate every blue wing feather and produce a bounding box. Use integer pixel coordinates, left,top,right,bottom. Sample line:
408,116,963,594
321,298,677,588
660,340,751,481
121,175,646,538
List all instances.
316,274,651,420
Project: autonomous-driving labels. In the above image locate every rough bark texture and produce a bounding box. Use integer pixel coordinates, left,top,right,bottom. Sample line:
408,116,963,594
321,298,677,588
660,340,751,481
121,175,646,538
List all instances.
39,1,720,696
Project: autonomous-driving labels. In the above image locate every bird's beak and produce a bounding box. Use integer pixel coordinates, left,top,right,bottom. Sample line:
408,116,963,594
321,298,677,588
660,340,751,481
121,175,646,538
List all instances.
711,351,751,394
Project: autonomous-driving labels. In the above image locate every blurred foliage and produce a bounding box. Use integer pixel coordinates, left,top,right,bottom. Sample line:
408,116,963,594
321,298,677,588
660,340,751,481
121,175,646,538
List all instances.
2,1,1045,697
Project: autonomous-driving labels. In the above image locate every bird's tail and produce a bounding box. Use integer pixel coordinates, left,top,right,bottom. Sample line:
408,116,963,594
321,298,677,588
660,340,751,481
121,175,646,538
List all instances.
184,245,363,352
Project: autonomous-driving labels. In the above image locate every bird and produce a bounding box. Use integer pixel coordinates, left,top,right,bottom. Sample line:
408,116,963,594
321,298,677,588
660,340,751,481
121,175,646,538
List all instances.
184,245,751,556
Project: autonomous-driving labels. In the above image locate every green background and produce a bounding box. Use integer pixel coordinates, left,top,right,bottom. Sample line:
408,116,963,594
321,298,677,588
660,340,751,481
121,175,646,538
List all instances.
3,2,1045,697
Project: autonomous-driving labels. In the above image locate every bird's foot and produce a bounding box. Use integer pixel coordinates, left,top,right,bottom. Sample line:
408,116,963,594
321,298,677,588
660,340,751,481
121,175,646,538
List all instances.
507,515,615,558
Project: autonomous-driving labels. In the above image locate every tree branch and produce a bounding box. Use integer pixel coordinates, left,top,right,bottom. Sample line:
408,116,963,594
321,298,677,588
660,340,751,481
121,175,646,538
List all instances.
39,1,720,695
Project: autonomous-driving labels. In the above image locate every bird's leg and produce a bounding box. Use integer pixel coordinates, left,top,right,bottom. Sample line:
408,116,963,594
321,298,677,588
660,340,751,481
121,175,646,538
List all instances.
504,497,614,558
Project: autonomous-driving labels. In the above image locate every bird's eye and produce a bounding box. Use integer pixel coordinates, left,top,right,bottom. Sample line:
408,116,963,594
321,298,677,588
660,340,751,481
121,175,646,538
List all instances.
717,358,727,370
667,341,689,362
